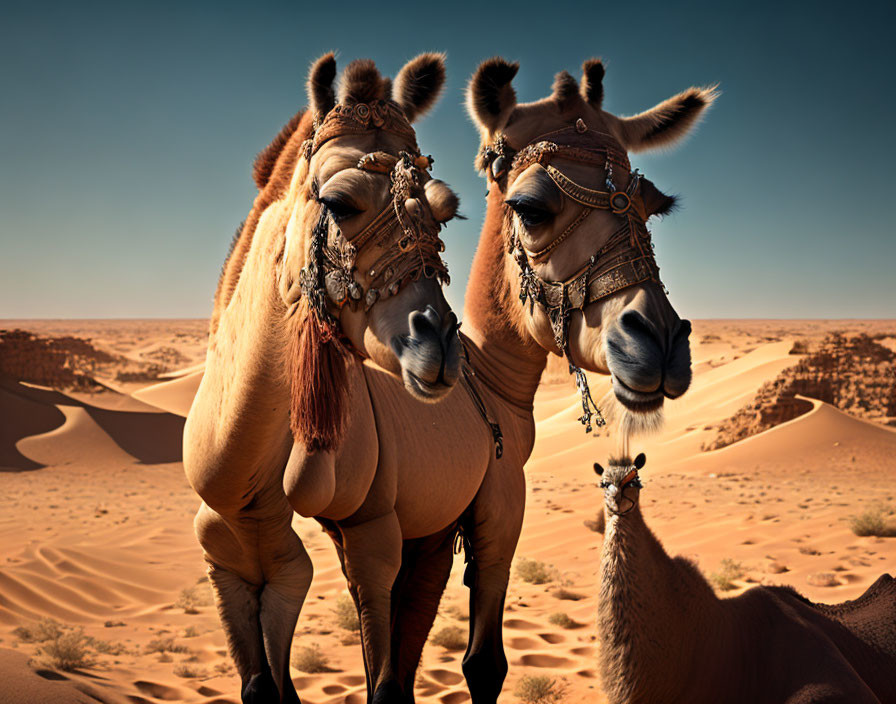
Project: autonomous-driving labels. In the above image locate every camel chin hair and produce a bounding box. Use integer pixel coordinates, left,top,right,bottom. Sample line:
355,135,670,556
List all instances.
599,389,665,440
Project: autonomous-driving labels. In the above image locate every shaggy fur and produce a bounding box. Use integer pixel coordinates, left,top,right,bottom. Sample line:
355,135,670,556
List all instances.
287,299,348,452
639,176,678,218
599,469,896,704
466,57,519,135
307,52,337,119
580,58,605,107
551,70,580,110
252,110,305,189
392,52,446,122
338,58,387,105
611,85,719,152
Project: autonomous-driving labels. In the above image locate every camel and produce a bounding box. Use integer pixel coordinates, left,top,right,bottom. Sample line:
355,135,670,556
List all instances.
594,454,896,704
184,53,466,703
339,58,718,702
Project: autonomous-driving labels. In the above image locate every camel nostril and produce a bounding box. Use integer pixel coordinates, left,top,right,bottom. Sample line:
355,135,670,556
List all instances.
619,310,663,352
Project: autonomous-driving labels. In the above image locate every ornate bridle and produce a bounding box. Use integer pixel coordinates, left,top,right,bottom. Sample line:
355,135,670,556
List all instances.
479,119,665,433
294,99,449,340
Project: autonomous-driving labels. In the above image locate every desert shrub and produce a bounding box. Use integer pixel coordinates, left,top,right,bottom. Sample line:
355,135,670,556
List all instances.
175,584,212,614
515,558,554,585
146,637,189,654
551,587,585,601
443,604,469,621
547,612,581,629
430,626,466,651
850,507,896,537
292,644,331,673
13,618,65,643
39,629,95,671
514,674,565,703
182,626,199,638
90,638,126,655
789,339,810,354
173,663,207,678
709,558,745,591
333,594,361,632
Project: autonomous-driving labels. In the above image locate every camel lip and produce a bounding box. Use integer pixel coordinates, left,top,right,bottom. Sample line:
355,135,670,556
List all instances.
403,369,453,402
612,376,665,413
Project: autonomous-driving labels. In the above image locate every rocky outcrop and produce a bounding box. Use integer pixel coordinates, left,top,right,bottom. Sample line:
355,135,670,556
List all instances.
705,334,896,450
0,329,165,390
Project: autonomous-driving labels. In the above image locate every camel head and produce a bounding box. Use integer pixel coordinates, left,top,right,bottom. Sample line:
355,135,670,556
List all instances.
594,452,646,515
279,54,462,412
468,58,717,427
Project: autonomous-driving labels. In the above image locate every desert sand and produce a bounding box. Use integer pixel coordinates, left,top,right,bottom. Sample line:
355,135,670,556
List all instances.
1,319,895,704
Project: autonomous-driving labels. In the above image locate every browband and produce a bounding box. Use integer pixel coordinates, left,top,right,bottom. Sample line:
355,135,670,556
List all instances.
479,118,665,432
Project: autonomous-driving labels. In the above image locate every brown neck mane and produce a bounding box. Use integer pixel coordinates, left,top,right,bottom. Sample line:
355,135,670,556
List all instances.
211,109,315,334
462,185,548,412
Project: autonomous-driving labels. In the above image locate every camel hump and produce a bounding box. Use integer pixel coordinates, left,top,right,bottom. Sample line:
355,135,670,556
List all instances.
816,574,896,658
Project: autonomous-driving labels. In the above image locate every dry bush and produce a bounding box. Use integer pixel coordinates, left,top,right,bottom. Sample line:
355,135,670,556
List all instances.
547,612,582,629
515,558,555,585
173,663,207,678
333,594,361,632
789,339,810,354
443,604,469,621
182,626,199,638
430,626,466,651
146,637,189,654
551,587,585,601
850,506,896,537
807,572,840,587
175,584,213,614
90,638,126,655
514,674,565,703
39,629,96,671
292,644,332,673
13,618,65,643
709,558,746,591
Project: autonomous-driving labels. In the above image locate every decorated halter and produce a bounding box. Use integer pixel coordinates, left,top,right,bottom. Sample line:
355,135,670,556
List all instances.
296,100,449,340
479,119,664,433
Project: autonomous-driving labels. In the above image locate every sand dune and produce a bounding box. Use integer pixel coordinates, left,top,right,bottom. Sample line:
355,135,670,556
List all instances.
1,320,894,704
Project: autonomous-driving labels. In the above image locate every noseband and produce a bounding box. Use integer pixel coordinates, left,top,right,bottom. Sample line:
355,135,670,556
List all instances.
294,100,449,338
479,119,664,432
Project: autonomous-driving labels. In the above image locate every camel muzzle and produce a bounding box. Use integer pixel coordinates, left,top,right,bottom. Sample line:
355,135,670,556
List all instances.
390,305,461,400
606,312,692,411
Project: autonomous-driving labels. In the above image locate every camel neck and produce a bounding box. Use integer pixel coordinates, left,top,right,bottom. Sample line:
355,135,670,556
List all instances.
598,501,725,704
461,186,548,413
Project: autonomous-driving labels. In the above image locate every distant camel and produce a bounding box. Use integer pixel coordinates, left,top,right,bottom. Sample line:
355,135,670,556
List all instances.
594,454,896,704
184,54,464,703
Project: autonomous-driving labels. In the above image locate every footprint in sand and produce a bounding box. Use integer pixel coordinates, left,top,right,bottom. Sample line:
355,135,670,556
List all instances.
425,669,464,686
503,618,540,630
439,692,471,703
507,636,539,649
338,675,366,686
134,680,183,700
538,632,565,644
518,653,574,668
322,684,348,694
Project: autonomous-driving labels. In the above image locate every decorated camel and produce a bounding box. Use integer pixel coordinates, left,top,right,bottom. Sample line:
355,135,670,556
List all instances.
324,58,716,702
594,453,896,703
184,53,465,703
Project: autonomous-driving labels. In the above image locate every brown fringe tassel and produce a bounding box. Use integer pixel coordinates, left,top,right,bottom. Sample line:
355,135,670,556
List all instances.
288,299,348,452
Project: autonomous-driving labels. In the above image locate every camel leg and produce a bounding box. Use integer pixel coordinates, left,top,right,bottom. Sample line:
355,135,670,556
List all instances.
390,528,457,701
195,484,312,704
338,511,403,703
461,462,526,704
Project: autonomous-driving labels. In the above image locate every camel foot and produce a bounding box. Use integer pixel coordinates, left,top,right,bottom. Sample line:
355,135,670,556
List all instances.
242,671,290,704
371,679,404,704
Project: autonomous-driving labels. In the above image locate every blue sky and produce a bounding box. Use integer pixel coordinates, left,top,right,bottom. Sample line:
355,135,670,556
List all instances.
1,0,894,319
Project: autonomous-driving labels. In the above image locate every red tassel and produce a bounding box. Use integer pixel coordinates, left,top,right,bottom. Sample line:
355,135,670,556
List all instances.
288,299,348,452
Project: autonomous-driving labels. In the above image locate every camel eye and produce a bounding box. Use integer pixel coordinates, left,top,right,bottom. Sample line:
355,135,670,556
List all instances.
318,196,361,222
506,197,552,227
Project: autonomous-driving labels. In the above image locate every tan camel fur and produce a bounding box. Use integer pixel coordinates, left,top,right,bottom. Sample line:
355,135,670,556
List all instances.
184,53,466,704
595,454,896,704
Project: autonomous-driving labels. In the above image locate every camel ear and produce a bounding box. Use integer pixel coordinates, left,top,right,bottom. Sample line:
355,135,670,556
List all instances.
639,176,678,219
611,85,719,153
307,53,337,121
594,462,604,476
393,52,446,123
338,59,388,105
580,58,605,108
551,70,580,112
467,57,518,137
634,453,646,470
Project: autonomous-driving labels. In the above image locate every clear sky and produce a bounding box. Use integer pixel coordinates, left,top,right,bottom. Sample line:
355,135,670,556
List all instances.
1,0,894,319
